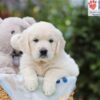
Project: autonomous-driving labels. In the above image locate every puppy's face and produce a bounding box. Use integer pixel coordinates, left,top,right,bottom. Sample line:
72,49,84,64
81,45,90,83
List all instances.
11,22,65,63
29,30,58,62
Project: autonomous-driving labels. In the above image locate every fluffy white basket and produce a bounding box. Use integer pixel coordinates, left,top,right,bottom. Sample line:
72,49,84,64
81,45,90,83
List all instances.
0,74,76,100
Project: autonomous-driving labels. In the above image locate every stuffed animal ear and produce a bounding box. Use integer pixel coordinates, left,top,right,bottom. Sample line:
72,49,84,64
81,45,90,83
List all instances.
16,18,30,29
0,18,3,24
3,17,30,29
23,17,36,25
56,29,66,55
11,32,30,54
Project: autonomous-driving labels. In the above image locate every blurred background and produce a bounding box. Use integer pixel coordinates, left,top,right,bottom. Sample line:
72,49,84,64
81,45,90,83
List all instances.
0,0,100,100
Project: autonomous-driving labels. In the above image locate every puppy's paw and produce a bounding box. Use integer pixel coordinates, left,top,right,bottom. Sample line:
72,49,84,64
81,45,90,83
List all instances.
24,78,38,91
43,81,56,96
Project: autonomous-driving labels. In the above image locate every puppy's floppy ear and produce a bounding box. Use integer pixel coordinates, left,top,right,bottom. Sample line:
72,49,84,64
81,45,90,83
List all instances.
11,34,21,51
55,29,66,55
11,32,30,54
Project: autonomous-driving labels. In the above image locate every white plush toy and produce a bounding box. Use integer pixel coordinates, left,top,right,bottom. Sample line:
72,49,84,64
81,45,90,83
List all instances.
0,17,36,74
0,18,3,24
23,17,36,25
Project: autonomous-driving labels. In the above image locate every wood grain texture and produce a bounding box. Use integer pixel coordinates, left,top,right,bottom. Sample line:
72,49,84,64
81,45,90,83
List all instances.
0,86,11,100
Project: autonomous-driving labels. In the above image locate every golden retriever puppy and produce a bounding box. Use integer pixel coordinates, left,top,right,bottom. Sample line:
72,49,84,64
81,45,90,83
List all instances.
11,21,79,96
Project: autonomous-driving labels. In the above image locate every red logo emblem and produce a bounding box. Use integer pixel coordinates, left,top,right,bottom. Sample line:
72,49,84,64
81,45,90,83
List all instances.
88,0,96,10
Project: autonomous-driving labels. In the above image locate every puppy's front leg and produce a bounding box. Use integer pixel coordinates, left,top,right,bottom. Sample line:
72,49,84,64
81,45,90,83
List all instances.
20,66,38,91
43,69,67,96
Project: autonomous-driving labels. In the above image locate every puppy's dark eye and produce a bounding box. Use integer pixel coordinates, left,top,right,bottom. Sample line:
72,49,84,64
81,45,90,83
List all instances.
49,39,53,43
33,39,39,42
11,30,15,34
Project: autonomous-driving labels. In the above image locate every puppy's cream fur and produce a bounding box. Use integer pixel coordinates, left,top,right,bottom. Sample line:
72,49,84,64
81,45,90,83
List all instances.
11,21,79,95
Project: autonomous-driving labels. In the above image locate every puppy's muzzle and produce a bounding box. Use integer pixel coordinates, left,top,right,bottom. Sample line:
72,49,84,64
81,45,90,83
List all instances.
40,48,48,58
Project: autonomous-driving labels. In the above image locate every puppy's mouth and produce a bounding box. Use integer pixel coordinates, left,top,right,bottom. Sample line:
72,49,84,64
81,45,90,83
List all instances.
38,54,49,62
39,54,48,59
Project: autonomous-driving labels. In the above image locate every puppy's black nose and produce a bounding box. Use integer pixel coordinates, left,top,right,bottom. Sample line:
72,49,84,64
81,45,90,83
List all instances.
40,49,48,57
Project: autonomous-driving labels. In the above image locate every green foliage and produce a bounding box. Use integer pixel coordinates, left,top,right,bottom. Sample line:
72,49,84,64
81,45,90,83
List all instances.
0,3,10,18
68,7,100,100
0,0,100,99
